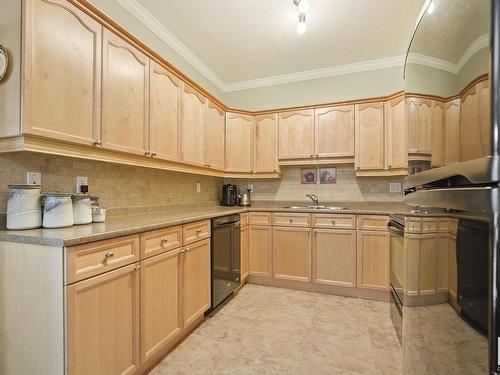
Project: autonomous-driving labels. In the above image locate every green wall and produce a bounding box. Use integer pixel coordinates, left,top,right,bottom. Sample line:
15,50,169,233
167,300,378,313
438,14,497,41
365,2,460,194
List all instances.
456,47,489,92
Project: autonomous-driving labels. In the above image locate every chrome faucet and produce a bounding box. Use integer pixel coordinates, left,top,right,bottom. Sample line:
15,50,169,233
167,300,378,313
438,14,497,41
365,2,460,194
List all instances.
306,194,319,206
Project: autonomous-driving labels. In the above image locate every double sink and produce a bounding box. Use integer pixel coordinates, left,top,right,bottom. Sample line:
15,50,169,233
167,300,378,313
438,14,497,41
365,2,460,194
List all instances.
282,205,348,211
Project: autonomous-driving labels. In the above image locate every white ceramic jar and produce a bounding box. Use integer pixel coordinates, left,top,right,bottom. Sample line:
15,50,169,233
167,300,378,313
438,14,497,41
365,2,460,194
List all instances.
42,193,74,228
92,207,107,223
72,194,92,225
6,184,42,230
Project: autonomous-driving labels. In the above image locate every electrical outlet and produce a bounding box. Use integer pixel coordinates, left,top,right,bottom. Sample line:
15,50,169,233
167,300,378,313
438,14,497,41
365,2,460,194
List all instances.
75,176,88,194
247,184,254,193
196,182,201,193
26,171,41,185
389,182,402,193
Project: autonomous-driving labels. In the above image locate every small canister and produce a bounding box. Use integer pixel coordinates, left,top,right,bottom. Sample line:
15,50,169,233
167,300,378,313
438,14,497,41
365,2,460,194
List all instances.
6,184,42,230
42,193,74,228
72,194,92,225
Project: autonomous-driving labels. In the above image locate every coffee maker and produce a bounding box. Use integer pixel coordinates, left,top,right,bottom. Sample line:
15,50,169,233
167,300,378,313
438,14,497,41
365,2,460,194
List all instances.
221,184,237,206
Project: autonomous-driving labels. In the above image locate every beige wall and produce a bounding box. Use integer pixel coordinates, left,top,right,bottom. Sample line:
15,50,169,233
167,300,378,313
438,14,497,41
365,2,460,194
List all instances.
0,153,223,214
226,166,404,203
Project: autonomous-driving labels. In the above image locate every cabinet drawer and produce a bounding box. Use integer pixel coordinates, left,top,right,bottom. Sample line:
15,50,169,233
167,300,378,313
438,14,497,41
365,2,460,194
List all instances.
357,215,389,231
248,212,272,226
313,214,356,229
273,213,311,227
406,218,421,233
421,218,439,233
183,220,211,245
66,235,140,284
240,212,249,227
140,226,183,259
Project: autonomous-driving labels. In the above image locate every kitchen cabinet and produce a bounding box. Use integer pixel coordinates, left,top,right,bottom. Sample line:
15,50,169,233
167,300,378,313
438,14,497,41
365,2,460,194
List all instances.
23,0,102,146
407,97,432,156
225,112,255,172
314,105,355,158
444,99,461,165
67,263,140,375
182,84,206,166
355,102,385,171
205,101,225,170
419,234,438,295
273,227,311,282
384,95,407,171
241,225,249,281
254,114,279,173
101,29,149,155
140,248,182,363
436,232,449,294
149,61,182,161
183,238,211,327
431,101,445,167
278,109,315,160
312,229,356,287
248,225,273,277
357,230,389,291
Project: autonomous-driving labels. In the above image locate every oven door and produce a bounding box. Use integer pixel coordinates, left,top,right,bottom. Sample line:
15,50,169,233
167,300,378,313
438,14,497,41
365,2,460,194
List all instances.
389,219,405,306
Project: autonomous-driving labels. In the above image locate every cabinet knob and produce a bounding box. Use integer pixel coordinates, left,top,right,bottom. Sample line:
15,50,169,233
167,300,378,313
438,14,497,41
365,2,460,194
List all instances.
180,248,186,254
161,237,169,246
94,139,102,146
310,154,314,158
289,218,293,223
185,247,191,253
134,265,141,271
105,251,114,258
145,151,151,156
151,152,157,157
196,229,202,235
331,219,336,225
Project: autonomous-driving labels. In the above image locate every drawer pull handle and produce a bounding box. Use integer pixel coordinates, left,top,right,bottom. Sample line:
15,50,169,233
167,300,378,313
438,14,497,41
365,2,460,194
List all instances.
331,220,336,225
105,251,114,258
289,218,293,223
161,237,169,245
196,229,202,235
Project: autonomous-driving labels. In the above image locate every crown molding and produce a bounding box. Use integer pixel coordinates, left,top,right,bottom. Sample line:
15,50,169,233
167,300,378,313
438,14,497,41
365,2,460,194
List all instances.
455,33,489,73
406,53,457,74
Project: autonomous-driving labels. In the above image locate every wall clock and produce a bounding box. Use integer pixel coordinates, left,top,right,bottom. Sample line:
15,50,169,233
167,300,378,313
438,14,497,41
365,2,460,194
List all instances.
0,46,8,81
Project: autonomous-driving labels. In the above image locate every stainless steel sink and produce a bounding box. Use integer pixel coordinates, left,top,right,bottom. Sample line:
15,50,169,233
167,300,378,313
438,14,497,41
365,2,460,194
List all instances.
282,206,348,211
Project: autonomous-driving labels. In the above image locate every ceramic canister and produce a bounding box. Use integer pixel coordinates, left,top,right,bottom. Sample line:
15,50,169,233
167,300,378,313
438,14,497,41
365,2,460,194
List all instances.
42,193,74,228
6,184,42,230
72,194,93,225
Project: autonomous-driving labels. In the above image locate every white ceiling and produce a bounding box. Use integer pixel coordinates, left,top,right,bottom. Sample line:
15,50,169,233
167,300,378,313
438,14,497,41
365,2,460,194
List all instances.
117,0,428,91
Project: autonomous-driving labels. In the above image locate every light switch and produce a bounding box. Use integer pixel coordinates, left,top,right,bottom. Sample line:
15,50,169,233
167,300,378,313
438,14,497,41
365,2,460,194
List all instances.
196,182,201,193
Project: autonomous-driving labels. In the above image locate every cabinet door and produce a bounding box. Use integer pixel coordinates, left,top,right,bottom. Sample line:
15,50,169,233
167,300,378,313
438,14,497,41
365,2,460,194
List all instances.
312,229,356,287
448,234,457,301
478,80,491,157
436,233,449,294
248,225,272,277
182,84,206,166
355,102,385,170
149,61,182,161
241,225,249,281
384,96,407,170
140,249,182,364
273,227,311,282
255,114,279,173
406,98,419,153
183,239,211,327
24,0,101,145
205,101,225,170
431,101,445,167
444,99,461,165
417,98,433,154
357,230,389,291
225,112,254,172
314,105,355,158
67,264,140,375
102,29,149,155
278,110,315,159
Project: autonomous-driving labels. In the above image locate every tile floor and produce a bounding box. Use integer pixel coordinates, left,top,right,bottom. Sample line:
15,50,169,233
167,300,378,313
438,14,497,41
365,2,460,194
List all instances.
150,284,401,375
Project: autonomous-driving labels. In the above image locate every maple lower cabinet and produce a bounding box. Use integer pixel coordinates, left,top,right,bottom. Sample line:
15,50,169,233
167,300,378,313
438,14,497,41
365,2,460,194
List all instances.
23,0,102,146
182,84,206,166
101,29,149,155
248,225,273,277
205,101,225,170
355,102,385,171
357,229,389,291
449,233,458,301
278,109,315,160
183,238,211,327
431,101,445,167
312,229,356,287
67,263,140,375
140,249,183,364
444,99,461,165
273,227,311,282
241,225,249,281
254,114,279,173
149,61,182,161
384,95,407,171
225,112,255,172
314,105,355,159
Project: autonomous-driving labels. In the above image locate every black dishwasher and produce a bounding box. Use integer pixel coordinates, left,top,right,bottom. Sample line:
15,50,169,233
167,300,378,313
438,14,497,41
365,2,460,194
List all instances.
209,214,241,312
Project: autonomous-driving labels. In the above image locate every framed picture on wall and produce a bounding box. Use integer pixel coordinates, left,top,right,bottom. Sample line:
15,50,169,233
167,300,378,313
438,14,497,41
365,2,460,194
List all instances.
319,167,337,184
301,168,317,184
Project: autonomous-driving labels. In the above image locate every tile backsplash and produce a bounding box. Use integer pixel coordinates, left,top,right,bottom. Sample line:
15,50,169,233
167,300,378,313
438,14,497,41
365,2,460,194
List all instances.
0,152,224,214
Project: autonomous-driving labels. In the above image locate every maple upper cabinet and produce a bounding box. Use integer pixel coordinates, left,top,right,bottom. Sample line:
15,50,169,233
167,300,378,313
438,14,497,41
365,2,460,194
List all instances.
444,99,461,165
278,109,315,160
101,30,149,155
225,112,255,172
254,114,279,173
406,97,432,157
182,84,206,166
384,96,407,171
23,0,102,146
149,61,182,161
355,102,385,171
431,101,445,167
314,105,355,159
205,101,225,170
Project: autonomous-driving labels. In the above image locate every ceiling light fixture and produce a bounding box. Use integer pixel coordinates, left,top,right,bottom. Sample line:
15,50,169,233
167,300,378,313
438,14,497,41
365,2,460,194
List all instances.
297,13,307,34
294,0,310,14
427,0,435,14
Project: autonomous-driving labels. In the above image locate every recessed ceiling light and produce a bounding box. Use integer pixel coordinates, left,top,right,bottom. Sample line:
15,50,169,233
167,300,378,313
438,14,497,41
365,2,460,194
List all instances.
297,13,307,34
